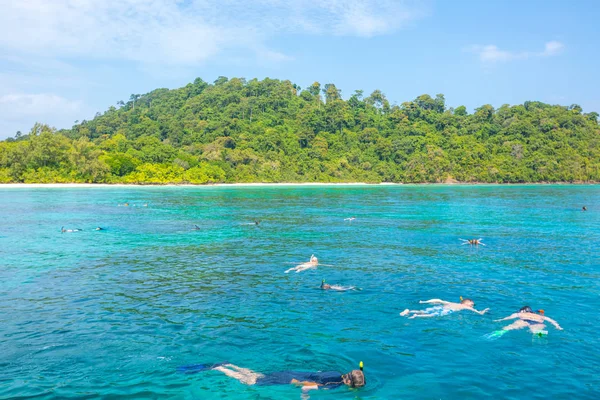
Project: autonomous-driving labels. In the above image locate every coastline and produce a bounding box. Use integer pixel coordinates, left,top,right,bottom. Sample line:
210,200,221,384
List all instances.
0,181,597,188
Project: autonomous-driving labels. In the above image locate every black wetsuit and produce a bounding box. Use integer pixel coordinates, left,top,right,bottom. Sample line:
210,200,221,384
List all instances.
255,371,343,388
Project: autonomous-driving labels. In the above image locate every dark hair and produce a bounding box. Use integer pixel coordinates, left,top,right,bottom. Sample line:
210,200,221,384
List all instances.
519,306,533,313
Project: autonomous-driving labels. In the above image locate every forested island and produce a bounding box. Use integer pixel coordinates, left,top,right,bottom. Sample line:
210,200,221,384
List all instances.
1,77,599,184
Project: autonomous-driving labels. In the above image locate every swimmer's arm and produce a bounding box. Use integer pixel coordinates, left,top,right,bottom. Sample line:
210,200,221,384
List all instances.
419,299,448,304
291,379,319,390
544,316,563,330
494,313,518,322
467,307,490,315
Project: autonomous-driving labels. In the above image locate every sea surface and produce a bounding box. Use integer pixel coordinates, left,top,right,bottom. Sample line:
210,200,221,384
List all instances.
1,185,599,399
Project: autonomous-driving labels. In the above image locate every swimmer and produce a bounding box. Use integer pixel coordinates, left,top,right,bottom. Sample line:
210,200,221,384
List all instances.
460,238,485,246
255,220,261,225
344,217,356,222
488,306,562,338
192,224,201,230
95,227,104,231
177,361,365,392
582,206,587,211
285,255,319,273
61,226,82,233
320,279,356,291
400,297,489,319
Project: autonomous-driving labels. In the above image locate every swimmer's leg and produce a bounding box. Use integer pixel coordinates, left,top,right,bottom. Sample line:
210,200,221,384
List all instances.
400,309,423,316
409,313,437,319
484,320,528,340
527,323,547,334
502,320,529,331
213,365,263,385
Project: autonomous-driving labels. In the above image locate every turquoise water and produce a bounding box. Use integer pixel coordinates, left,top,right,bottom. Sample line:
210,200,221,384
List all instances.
1,185,599,399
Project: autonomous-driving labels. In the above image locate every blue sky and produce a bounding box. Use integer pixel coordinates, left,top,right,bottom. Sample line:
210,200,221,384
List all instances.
1,0,599,139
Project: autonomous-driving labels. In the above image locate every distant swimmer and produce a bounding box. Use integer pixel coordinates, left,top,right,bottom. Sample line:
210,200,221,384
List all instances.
118,202,130,207
61,226,82,233
344,217,356,222
192,225,201,230
285,255,319,273
400,297,489,319
460,238,485,246
255,220,261,225
320,279,356,291
582,206,587,211
95,227,105,231
486,306,563,339
176,361,366,392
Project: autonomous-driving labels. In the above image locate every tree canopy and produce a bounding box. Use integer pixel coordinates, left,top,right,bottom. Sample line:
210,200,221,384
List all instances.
1,77,599,184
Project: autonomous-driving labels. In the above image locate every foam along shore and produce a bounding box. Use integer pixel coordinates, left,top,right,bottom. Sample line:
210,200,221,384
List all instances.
0,182,403,188
0,181,596,188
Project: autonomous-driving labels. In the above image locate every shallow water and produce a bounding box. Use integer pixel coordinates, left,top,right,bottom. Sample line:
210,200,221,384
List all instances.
1,185,599,399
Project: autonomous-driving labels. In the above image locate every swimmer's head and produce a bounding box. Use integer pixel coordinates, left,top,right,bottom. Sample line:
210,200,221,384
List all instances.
460,298,474,307
519,306,533,313
342,370,365,388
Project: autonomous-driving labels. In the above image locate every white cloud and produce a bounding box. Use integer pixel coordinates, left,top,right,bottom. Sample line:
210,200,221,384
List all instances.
0,0,426,66
468,41,565,63
0,94,81,121
543,41,565,56
0,94,83,137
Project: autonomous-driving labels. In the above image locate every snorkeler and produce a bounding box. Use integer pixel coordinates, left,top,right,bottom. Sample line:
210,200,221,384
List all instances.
344,217,356,222
400,297,489,318
582,206,587,211
460,238,485,246
177,361,366,392
61,227,82,233
285,255,319,273
192,224,201,230
255,220,261,225
487,306,563,338
95,227,104,231
320,279,356,291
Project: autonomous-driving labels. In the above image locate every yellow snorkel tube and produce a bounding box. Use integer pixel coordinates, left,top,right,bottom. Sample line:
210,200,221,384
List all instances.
359,361,363,371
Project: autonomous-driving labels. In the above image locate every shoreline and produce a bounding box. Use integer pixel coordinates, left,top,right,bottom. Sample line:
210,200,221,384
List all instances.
0,182,598,188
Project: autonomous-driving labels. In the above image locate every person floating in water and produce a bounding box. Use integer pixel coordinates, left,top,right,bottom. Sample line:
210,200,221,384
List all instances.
582,206,587,211
487,306,563,338
285,255,319,273
344,217,356,222
460,238,485,246
95,227,104,231
400,297,489,318
254,220,261,225
320,279,356,291
61,227,82,233
177,361,366,392
192,224,201,230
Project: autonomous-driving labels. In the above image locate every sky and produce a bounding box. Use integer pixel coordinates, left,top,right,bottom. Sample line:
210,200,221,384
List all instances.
1,0,599,139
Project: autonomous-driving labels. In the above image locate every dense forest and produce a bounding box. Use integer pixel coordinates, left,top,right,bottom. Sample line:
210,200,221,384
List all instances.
1,77,599,184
